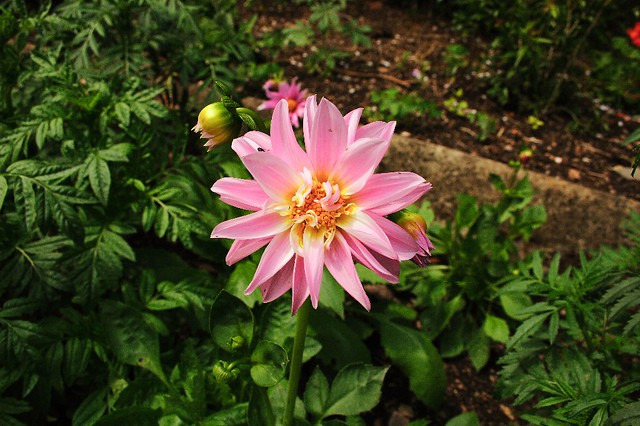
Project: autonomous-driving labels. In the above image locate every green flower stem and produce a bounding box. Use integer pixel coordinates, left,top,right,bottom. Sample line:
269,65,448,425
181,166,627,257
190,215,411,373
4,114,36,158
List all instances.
283,299,311,426
235,107,267,133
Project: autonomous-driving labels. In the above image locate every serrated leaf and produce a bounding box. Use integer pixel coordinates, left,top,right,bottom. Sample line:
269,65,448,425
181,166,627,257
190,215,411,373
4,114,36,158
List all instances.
323,363,388,417
72,388,108,426
0,176,8,212
99,143,132,162
200,403,249,426
16,177,37,233
88,154,111,206
114,102,130,127
507,312,551,350
100,301,166,384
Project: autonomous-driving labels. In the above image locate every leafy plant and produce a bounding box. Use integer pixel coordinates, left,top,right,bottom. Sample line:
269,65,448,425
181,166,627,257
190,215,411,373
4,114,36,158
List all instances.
443,90,497,141
367,88,441,123
401,168,546,370
497,212,640,424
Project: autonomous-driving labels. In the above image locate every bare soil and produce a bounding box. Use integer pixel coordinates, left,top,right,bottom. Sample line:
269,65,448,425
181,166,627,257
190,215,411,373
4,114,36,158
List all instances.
238,1,639,424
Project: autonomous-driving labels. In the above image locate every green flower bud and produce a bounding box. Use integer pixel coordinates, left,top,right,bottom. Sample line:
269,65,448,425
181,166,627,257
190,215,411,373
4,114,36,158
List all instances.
230,335,245,351
212,360,240,384
192,102,242,151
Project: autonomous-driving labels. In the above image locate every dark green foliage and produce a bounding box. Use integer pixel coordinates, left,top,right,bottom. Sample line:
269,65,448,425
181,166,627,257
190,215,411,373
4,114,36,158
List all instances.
497,215,640,424
439,0,640,116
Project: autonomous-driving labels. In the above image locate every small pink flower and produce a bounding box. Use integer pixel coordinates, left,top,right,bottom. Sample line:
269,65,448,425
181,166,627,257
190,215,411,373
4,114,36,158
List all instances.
628,22,640,48
258,79,308,128
211,96,432,313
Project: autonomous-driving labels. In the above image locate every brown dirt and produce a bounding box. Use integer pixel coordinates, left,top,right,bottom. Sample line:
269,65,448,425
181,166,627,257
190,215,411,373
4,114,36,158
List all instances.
238,1,639,424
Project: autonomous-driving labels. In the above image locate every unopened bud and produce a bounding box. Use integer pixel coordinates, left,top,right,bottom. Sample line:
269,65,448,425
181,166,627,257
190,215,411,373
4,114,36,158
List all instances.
395,211,434,267
212,360,240,383
519,148,533,166
192,102,242,151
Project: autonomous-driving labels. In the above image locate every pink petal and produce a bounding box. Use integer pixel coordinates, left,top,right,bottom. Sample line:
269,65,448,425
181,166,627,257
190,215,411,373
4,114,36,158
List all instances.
332,137,390,195
291,256,310,314
326,232,371,310
355,121,396,143
261,257,295,303
211,210,290,239
343,233,400,283
303,226,325,309
343,107,363,147
368,183,432,216
211,177,269,211
338,211,397,259
232,131,272,157
245,231,295,294
226,237,271,265
242,152,301,203
270,99,310,170
303,95,318,145
308,98,347,180
353,172,431,212
369,213,419,261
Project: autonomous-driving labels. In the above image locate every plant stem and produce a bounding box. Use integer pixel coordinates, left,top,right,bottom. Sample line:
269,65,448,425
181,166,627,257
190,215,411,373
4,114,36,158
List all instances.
283,300,311,426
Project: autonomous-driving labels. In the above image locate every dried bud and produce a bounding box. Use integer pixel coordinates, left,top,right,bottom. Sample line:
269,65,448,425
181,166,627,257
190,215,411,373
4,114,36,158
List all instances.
396,211,434,267
192,102,242,151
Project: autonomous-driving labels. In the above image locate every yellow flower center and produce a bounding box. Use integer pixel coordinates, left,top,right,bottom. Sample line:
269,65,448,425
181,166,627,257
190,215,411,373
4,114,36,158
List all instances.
288,176,356,248
287,98,298,112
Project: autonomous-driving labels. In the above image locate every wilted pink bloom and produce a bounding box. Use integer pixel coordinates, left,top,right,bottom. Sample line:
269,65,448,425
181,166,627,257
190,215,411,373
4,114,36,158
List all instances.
258,79,308,128
211,96,432,313
396,211,434,267
411,68,423,80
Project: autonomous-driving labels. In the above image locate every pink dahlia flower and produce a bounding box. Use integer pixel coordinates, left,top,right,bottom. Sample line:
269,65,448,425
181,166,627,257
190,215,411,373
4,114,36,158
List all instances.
258,79,308,128
211,96,432,313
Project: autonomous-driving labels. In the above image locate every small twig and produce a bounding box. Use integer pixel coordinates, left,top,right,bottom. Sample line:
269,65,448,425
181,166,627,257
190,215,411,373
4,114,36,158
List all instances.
337,68,411,88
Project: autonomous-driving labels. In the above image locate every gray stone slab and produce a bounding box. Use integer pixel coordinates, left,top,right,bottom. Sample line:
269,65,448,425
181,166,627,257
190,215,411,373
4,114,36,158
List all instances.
382,135,640,255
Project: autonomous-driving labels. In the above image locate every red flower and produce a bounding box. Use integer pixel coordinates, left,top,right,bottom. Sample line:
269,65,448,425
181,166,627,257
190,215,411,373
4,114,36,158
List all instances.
628,22,640,48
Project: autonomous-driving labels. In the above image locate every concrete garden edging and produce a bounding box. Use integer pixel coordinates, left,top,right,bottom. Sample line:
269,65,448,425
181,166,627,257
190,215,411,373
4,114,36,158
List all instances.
383,135,640,255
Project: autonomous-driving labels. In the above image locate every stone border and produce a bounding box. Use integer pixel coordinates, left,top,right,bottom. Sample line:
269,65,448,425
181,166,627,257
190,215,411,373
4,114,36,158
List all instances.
383,135,640,255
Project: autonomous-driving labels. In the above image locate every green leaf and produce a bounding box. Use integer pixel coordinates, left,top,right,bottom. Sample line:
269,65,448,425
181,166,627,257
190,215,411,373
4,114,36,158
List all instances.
379,319,446,409
500,292,532,320
250,340,288,387
304,366,330,418
94,407,161,426
310,309,371,369
226,261,261,308
483,314,509,343
72,388,108,426
88,154,111,206
319,272,345,319
100,301,166,384
445,411,480,426
63,338,92,386
607,401,640,426
507,312,551,350
248,386,275,426
201,403,249,426
468,329,490,371
209,290,254,353
0,176,7,212
323,363,388,418
455,194,479,230
99,143,133,162
0,398,31,415
114,102,131,127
